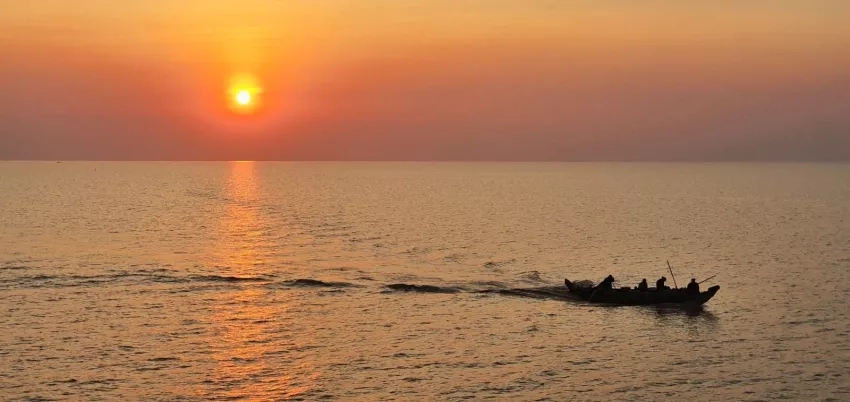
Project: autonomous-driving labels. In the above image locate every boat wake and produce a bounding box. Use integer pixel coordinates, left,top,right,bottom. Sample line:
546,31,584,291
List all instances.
1,269,596,303
383,282,584,302
475,286,576,301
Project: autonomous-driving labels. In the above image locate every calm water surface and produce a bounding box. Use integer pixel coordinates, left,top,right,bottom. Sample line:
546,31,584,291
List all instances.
1,162,849,401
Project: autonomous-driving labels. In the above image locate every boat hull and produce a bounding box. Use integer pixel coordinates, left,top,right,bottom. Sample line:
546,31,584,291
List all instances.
564,279,720,306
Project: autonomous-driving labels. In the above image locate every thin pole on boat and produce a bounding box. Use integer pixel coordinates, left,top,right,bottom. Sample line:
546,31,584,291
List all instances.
667,260,679,289
698,274,717,284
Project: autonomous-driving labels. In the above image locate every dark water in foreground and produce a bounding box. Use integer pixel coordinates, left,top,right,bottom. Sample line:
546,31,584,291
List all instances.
1,162,849,401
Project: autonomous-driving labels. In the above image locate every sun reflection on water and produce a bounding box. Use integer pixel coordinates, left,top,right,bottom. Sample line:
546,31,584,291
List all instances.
201,161,317,400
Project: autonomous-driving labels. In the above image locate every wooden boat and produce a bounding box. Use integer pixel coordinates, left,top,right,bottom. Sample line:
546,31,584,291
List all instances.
564,279,720,306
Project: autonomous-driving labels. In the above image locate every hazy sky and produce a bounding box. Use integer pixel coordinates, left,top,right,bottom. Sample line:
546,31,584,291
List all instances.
1,1,849,160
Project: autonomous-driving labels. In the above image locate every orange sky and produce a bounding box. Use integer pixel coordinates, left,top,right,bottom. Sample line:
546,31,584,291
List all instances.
1,1,849,160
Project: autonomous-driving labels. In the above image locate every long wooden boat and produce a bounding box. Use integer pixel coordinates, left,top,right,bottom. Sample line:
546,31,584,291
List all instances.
564,279,720,306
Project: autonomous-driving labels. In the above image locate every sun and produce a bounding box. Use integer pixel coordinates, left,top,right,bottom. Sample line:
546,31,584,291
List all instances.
235,90,252,106
227,73,263,114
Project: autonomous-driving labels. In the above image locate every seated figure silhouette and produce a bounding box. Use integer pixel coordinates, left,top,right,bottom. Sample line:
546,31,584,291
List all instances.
687,278,700,294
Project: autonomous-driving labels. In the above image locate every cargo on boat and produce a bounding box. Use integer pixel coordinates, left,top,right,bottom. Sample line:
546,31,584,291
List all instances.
564,279,720,306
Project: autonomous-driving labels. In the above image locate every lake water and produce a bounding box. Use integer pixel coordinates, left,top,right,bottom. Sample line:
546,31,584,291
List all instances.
1,162,849,401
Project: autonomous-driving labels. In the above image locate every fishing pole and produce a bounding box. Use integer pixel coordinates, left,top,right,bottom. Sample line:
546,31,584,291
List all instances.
667,260,678,289
698,274,718,284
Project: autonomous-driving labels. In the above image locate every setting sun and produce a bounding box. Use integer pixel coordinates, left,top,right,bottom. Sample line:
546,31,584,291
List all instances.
227,74,263,113
235,90,252,106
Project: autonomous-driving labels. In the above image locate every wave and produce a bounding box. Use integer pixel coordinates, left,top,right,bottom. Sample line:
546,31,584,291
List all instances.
402,247,432,255
148,357,180,362
282,279,356,288
1,272,272,289
518,271,546,282
188,275,269,283
385,283,461,294
483,259,516,269
1,274,57,282
470,280,509,288
0,274,60,288
442,253,465,263
349,236,385,243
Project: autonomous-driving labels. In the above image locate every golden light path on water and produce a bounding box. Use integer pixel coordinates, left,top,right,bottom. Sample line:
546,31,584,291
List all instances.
202,162,317,399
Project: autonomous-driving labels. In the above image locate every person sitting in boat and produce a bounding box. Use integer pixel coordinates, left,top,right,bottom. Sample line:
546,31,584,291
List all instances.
687,278,700,294
595,275,615,291
656,276,668,291
637,279,648,291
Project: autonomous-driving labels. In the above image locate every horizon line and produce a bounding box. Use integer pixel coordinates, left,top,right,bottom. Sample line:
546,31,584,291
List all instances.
2,159,849,164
